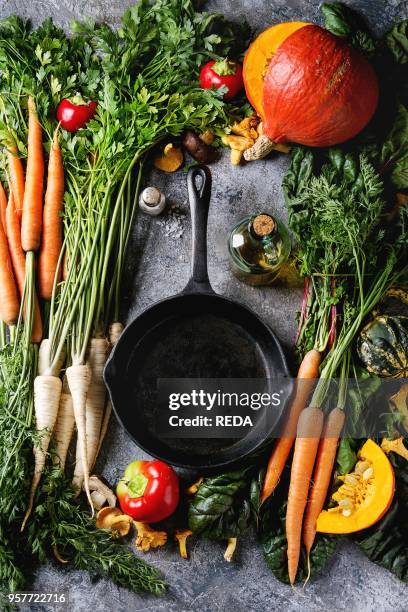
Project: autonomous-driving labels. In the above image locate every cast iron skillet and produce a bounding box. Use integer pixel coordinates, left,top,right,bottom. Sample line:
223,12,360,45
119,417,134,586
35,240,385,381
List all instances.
104,165,290,470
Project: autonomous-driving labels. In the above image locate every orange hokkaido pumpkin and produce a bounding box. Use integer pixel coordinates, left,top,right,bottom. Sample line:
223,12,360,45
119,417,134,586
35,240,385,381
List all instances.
244,23,379,147
316,439,395,535
243,22,308,117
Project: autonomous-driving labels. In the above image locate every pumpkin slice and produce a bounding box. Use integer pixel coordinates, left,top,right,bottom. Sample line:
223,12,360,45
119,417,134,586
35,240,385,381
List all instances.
243,21,308,117
316,439,395,535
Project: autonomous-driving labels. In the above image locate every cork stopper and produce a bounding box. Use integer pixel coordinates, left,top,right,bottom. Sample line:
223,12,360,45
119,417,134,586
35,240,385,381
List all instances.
141,187,162,206
252,214,275,237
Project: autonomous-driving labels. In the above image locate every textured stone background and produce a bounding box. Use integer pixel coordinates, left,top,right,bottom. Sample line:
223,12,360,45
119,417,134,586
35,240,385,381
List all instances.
1,0,407,610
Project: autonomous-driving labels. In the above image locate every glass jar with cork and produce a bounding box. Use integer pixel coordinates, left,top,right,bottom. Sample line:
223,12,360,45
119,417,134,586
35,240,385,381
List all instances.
228,213,291,286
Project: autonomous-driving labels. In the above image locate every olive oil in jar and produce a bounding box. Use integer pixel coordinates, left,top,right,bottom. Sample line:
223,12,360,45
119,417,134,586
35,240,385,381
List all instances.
228,213,291,286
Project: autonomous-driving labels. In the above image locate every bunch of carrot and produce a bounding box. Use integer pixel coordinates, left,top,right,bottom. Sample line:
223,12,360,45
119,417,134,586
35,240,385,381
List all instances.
261,258,404,584
0,93,121,526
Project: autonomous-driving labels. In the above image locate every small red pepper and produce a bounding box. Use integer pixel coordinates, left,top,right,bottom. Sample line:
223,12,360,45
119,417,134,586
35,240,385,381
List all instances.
117,460,179,523
199,59,244,100
56,96,97,132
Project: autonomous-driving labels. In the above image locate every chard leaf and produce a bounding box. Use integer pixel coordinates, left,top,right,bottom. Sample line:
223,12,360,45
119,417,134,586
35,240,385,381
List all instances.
381,104,408,190
188,469,253,539
385,20,408,64
260,468,338,583
353,457,408,581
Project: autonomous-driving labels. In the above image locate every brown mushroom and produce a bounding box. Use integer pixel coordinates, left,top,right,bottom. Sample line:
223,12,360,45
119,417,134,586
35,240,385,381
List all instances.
182,130,218,163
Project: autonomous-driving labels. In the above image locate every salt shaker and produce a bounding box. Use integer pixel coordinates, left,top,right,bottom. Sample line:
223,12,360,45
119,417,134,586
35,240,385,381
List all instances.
139,186,166,216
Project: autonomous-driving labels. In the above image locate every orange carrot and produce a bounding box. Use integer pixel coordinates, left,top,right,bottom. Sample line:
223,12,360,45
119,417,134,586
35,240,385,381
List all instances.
38,128,64,299
6,192,43,342
261,349,321,503
303,407,345,558
286,406,324,585
7,143,25,219
21,96,44,252
0,182,7,236
6,192,27,297
0,196,19,326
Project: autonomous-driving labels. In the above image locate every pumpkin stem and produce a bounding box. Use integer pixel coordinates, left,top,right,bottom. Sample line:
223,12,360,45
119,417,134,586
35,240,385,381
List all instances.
244,134,290,161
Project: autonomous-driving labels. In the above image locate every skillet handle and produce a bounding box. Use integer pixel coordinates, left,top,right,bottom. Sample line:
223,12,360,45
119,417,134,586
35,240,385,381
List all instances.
184,165,213,293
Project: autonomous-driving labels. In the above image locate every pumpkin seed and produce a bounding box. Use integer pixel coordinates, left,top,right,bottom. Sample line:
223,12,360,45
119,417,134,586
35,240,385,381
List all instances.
338,498,353,508
363,467,374,480
342,509,352,517
355,460,370,474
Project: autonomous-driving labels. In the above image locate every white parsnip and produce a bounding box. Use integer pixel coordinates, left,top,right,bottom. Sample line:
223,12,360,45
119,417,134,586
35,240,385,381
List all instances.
37,338,65,376
95,400,112,461
66,363,93,511
109,321,124,346
52,378,75,469
72,337,109,492
22,375,62,529
94,321,124,457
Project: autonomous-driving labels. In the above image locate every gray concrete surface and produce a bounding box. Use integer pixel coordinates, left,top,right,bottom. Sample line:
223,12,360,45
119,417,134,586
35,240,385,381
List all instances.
1,0,407,610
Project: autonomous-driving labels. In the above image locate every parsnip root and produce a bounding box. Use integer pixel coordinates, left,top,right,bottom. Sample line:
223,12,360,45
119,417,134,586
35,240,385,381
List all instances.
72,338,109,492
53,384,75,469
38,338,65,377
22,374,62,529
66,363,93,511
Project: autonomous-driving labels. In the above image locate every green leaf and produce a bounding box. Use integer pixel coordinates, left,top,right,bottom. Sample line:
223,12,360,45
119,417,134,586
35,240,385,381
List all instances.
321,2,376,55
188,469,253,539
260,469,338,583
353,456,408,581
381,104,408,190
385,20,408,65
336,438,357,474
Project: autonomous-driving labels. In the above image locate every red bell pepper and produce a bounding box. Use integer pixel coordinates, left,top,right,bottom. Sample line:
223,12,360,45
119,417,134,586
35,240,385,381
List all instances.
199,59,244,100
117,460,179,523
56,96,97,132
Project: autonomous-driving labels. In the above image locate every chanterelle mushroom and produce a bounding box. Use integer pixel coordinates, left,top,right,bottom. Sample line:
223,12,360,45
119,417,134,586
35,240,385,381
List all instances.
175,529,193,559
95,506,132,537
186,477,203,496
224,537,237,562
134,522,167,552
381,437,408,461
